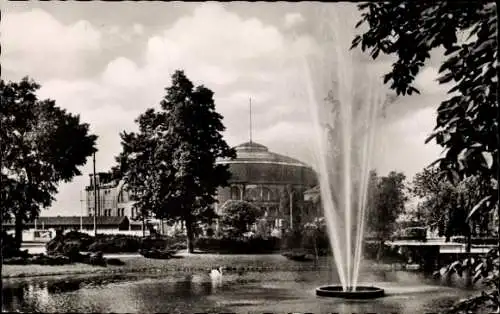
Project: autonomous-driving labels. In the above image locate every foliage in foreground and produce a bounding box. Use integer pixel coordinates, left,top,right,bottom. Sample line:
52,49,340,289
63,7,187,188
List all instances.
352,2,498,312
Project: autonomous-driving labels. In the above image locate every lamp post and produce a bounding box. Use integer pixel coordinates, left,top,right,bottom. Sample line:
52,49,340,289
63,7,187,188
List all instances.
93,152,98,236
80,190,83,232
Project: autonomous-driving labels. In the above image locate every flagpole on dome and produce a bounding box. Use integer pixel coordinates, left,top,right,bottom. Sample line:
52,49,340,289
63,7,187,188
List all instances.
249,97,253,144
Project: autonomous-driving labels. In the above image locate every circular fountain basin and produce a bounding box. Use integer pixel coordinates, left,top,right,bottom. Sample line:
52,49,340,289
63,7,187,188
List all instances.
316,285,385,299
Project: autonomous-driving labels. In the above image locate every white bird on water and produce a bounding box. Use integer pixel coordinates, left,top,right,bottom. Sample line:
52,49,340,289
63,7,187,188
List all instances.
210,266,224,283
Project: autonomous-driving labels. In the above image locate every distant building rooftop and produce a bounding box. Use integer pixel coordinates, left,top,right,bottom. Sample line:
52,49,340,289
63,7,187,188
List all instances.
217,141,317,186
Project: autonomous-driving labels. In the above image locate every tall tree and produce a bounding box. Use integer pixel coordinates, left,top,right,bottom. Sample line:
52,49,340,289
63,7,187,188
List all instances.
366,171,408,260
116,70,235,252
352,2,498,310
1,77,97,247
412,168,493,241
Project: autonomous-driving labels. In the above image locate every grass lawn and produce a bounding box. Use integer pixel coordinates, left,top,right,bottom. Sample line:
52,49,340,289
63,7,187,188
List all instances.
2,253,410,279
2,263,105,278
1,253,319,278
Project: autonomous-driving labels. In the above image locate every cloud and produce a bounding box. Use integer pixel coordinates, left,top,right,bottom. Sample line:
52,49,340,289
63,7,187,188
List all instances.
101,57,141,88
374,106,443,177
133,23,144,35
29,3,313,173
2,9,102,79
142,3,288,81
284,12,305,29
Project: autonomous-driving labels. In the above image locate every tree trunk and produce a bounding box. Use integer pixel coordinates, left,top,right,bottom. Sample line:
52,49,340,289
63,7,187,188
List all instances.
376,239,384,261
313,234,319,267
14,211,23,250
142,217,145,237
185,216,195,253
464,225,473,288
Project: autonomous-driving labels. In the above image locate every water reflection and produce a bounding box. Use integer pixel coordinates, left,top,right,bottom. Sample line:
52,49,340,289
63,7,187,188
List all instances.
2,269,480,313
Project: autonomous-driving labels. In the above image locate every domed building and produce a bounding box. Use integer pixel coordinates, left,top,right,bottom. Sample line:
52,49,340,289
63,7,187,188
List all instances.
216,141,318,230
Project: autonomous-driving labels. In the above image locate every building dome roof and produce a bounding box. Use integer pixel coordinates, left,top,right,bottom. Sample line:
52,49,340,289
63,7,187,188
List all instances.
235,141,268,152
217,141,317,186
229,141,309,167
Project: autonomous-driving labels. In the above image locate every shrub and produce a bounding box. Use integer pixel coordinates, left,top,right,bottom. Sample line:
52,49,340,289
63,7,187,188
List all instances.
46,231,94,254
3,257,29,265
195,236,280,254
282,250,314,261
30,254,72,266
140,236,169,251
218,200,263,237
63,244,84,262
88,235,141,253
45,232,187,255
280,223,331,256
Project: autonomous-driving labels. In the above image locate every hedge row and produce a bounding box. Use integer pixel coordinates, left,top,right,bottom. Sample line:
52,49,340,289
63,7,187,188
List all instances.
195,236,281,254
46,231,187,255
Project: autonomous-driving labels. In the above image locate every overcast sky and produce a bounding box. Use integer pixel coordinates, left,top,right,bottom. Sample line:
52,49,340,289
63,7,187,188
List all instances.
2,2,449,216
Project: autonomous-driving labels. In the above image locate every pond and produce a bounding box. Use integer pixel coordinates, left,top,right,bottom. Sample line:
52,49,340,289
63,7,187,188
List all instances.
2,265,478,313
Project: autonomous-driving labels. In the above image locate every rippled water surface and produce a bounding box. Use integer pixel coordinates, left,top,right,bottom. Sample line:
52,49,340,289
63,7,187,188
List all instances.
2,266,478,313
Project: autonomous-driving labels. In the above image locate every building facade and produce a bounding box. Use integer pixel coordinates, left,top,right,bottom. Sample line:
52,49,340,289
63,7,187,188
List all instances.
84,142,319,234
85,172,138,218
84,172,149,233
215,141,318,229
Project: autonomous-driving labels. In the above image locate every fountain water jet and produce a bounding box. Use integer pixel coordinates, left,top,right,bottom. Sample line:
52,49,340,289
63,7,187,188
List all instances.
300,4,391,298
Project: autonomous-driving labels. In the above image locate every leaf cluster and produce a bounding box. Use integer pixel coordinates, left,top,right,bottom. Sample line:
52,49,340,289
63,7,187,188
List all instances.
1,77,97,223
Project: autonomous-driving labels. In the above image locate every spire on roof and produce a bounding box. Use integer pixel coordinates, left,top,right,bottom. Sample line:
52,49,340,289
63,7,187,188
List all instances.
249,97,253,144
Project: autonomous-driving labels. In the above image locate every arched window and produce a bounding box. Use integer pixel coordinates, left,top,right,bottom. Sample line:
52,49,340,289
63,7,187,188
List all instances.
261,187,276,201
230,186,240,200
246,187,260,202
